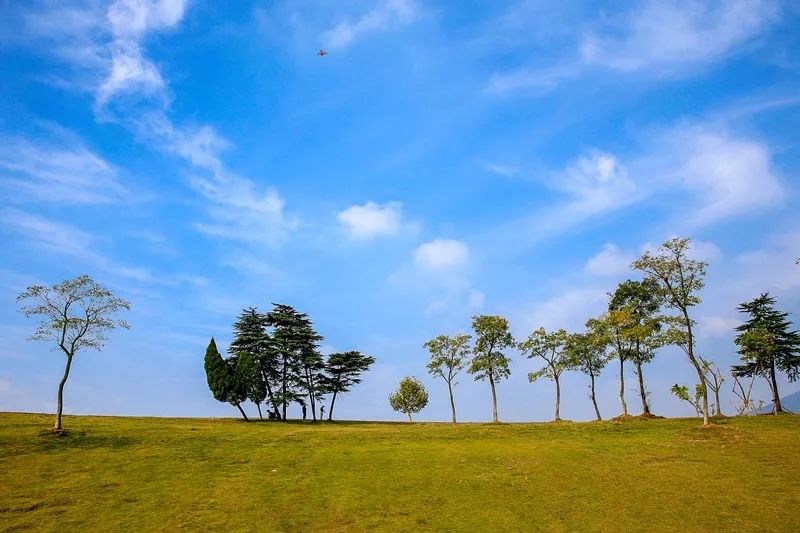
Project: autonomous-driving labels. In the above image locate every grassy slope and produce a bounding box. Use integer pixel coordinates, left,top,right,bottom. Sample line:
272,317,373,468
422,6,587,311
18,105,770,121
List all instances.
1,413,799,532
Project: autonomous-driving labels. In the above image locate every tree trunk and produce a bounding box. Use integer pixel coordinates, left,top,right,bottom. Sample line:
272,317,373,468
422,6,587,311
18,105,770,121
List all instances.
447,380,457,424
264,376,280,420
256,402,263,420
281,354,288,421
714,385,722,417
236,403,249,421
683,313,709,426
618,355,628,416
635,360,650,415
328,390,338,421
769,359,783,414
307,369,317,421
489,374,498,423
554,376,561,421
54,353,74,432
590,374,601,421
407,412,413,422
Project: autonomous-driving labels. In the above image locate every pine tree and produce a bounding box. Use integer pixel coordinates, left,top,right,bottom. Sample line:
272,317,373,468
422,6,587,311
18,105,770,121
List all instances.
733,293,800,414
323,351,376,421
230,308,278,418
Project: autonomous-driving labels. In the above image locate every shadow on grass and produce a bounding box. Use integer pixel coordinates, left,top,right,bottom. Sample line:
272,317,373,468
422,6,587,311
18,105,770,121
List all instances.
0,430,139,458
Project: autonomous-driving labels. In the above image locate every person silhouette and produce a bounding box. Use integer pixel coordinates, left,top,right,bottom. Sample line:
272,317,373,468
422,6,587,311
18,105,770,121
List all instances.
320,404,325,420
301,403,307,420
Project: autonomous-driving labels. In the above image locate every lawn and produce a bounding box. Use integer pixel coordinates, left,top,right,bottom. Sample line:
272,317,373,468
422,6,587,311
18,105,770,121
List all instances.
1,413,799,532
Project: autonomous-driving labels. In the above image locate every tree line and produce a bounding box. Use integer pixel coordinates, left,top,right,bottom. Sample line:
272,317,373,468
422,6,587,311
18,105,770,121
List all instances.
204,304,375,421
389,238,800,426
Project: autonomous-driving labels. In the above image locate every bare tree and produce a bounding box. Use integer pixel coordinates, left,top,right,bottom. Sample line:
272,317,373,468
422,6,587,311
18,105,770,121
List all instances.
700,357,725,417
17,275,130,432
731,373,764,416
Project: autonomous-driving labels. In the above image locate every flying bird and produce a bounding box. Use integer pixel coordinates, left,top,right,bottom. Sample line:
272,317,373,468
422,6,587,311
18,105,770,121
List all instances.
318,49,327,56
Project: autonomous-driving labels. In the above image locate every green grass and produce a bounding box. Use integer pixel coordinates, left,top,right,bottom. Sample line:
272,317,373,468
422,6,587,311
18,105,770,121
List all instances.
1,413,799,532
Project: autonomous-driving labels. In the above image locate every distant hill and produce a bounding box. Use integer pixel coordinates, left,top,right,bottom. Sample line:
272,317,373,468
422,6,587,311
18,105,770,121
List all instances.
761,389,800,413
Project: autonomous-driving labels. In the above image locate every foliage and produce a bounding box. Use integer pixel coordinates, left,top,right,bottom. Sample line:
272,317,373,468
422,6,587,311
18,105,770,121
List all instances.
468,315,515,422
563,329,609,420
323,351,375,420
204,338,248,420
519,327,572,421
229,308,277,416
388,377,429,421
425,333,471,423
670,383,703,418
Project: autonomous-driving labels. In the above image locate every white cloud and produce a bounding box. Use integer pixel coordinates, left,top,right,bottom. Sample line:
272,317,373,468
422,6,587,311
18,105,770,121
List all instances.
337,201,402,240
562,150,638,211
483,163,520,177
518,288,609,334
486,64,578,95
323,0,418,51
586,244,634,277
0,133,126,204
581,0,780,72
414,239,469,270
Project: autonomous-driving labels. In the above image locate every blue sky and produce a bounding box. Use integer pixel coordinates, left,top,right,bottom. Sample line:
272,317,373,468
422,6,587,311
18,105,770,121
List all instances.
1,0,799,422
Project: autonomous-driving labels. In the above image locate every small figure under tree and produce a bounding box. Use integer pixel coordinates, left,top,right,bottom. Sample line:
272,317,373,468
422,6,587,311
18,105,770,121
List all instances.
468,315,515,423
17,274,131,433
520,327,573,421
389,377,429,422
425,333,471,424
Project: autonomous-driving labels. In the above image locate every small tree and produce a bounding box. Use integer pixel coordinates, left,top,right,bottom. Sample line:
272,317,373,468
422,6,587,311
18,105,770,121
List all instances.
700,357,725,417
520,328,572,421
633,237,710,426
468,315,515,423
17,275,131,432
564,330,609,421
590,311,632,416
671,384,704,418
323,351,375,420
236,350,267,419
731,372,764,416
204,338,249,421
425,333,471,424
389,377,429,422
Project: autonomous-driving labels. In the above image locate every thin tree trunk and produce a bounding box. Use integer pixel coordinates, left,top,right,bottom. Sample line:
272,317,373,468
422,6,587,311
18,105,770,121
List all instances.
407,412,412,422
236,403,249,421
281,354,288,421
256,402,263,420
328,390,338,421
769,359,782,414
618,355,628,416
635,360,650,415
489,374,498,423
264,376,280,420
590,374,601,421
54,354,74,432
714,384,722,417
306,368,317,422
683,314,709,426
447,380,457,424
554,376,562,421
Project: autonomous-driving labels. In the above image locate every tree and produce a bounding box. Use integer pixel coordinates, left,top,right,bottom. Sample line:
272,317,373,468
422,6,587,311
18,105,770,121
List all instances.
468,315,514,423
700,357,725,417
388,377,429,422
204,338,248,421
564,329,609,421
633,237,711,426
17,275,130,432
235,350,267,419
229,308,275,418
295,320,325,421
670,383,704,418
731,371,764,416
323,351,375,421
608,279,665,415
732,293,800,415
425,333,471,424
590,310,632,416
519,328,572,421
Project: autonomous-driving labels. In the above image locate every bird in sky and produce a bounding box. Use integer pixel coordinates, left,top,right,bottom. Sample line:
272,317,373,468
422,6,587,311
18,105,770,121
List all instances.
318,49,327,57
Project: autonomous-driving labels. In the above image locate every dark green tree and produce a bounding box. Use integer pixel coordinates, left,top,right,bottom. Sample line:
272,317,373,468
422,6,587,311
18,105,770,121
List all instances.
236,350,267,419
323,351,376,420
229,308,275,418
733,293,800,414
468,315,515,423
296,320,325,421
204,338,249,420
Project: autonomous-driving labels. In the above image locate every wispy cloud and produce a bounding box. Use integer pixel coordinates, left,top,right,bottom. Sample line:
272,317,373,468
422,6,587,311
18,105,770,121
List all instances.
322,0,418,51
585,244,635,277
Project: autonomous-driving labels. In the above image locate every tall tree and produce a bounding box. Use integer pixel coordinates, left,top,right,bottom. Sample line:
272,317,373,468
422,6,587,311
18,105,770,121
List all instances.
519,328,572,421
608,279,665,415
17,275,130,432
468,315,515,423
388,377,429,422
229,308,275,418
590,311,632,416
235,350,267,419
204,338,248,421
266,304,316,420
296,319,325,421
323,351,375,421
733,293,800,414
425,333,471,424
632,237,710,426
564,329,609,421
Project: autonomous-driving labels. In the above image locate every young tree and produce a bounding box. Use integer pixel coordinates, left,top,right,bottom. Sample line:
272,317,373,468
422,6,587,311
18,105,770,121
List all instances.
17,275,131,432
670,383,704,418
731,372,764,416
204,338,249,420
229,308,275,418
468,315,515,423
519,328,572,421
732,293,800,414
564,330,609,421
323,351,375,421
388,377,429,422
425,333,471,424
633,237,711,426
700,357,725,417
608,279,665,415
590,311,632,416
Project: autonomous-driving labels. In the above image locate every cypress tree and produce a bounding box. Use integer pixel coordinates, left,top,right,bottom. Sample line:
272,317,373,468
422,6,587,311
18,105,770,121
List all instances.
203,337,249,421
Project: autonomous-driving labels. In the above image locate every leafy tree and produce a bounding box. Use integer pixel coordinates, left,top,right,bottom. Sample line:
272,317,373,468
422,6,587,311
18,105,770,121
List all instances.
388,377,429,422
229,308,275,418
608,278,665,415
425,333,471,424
700,357,725,417
564,330,609,421
670,383,703,418
590,310,632,416
633,237,711,425
235,350,267,419
204,338,248,420
468,315,515,423
732,293,800,414
17,275,130,432
323,351,375,420
519,328,572,421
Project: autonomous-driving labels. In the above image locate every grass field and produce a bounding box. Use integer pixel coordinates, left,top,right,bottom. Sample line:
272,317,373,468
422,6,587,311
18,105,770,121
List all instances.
1,413,799,532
